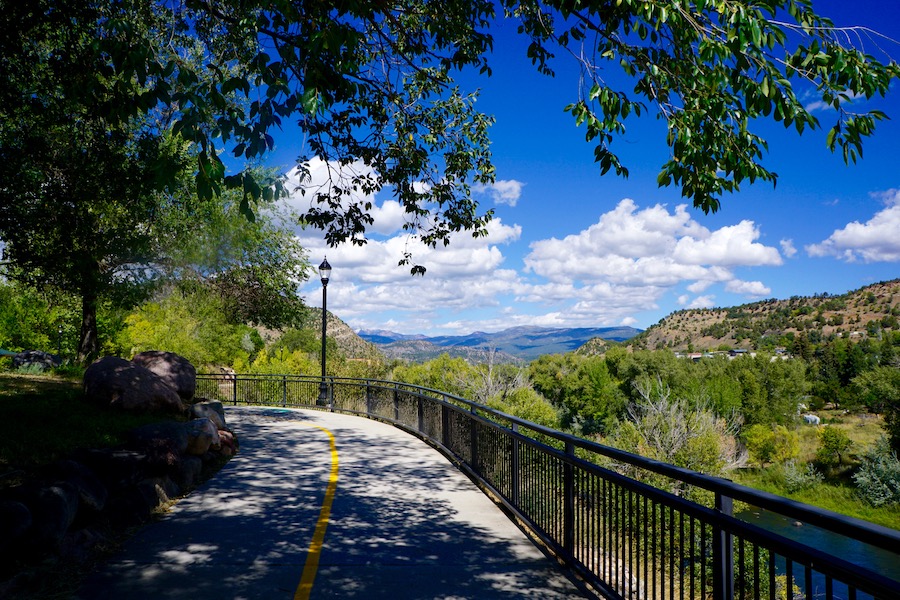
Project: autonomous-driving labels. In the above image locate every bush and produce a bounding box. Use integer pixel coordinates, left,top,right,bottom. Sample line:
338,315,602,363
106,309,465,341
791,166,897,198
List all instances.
742,424,799,466
853,438,900,507
782,461,824,493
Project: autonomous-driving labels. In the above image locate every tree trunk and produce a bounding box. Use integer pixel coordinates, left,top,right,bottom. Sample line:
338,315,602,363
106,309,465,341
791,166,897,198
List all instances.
77,289,99,364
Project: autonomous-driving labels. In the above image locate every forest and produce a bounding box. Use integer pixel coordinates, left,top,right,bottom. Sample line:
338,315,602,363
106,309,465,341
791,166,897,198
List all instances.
2,276,900,527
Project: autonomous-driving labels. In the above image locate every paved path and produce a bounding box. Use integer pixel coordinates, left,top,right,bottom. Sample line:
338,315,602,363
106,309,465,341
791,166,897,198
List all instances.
78,407,587,599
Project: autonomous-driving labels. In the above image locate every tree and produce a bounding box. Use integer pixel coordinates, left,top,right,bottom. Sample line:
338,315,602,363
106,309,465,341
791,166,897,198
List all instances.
2,0,897,275
528,353,627,435
0,3,195,361
853,438,900,507
392,353,475,398
816,425,853,467
852,366,900,453
159,184,311,329
608,379,745,497
0,122,186,361
115,290,263,367
0,281,77,354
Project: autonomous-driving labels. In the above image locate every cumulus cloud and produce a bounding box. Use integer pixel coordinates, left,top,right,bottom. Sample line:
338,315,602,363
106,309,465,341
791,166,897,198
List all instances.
524,200,780,289
672,221,782,267
686,295,716,309
301,195,782,336
806,190,900,262
725,279,771,297
476,179,525,207
780,239,797,258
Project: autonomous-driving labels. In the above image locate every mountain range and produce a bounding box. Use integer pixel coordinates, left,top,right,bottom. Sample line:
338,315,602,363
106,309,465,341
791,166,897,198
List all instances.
357,325,642,362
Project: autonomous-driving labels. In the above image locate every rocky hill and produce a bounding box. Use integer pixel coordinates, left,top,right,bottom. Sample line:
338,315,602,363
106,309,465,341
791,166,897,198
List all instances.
628,279,900,352
300,309,384,361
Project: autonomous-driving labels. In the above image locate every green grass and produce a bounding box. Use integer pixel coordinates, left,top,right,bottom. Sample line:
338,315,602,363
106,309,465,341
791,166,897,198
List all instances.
1,372,195,598
0,372,172,478
734,465,900,531
731,409,900,530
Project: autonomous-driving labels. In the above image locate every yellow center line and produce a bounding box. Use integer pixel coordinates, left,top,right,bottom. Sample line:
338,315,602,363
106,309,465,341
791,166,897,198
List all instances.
294,424,339,600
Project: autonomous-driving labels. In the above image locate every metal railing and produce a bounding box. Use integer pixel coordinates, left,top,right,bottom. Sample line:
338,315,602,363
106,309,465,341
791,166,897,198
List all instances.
197,373,900,600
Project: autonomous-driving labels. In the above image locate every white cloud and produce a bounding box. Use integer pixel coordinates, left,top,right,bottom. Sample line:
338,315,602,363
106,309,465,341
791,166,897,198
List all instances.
672,221,782,267
300,218,521,285
687,295,716,309
804,91,864,113
725,279,771,297
780,239,797,258
806,191,900,262
477,180,525,207
524,201,780,289
301,195,784,336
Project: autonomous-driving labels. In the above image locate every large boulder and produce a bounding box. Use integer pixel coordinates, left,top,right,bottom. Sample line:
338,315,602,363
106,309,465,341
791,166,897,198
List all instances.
22,483,80,551
127,422,190,473
83,356,185,414
13,350,61,372
0,500,31,556
185,418,220,456
47,460,108,513
132,351,196,401
190,400,226,430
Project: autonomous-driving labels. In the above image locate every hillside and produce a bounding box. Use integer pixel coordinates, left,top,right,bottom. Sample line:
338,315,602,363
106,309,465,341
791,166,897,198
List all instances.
629,279,900,351
300,309,384,361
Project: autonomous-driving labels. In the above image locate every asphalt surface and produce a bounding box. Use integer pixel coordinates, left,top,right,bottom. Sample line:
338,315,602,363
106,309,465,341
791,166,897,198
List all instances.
77,407,588,599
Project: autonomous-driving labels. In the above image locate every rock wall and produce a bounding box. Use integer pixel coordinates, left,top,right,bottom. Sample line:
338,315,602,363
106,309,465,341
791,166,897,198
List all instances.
0,352,236,596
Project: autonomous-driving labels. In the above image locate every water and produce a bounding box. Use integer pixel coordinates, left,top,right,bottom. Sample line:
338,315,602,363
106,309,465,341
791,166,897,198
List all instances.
738,507,900,593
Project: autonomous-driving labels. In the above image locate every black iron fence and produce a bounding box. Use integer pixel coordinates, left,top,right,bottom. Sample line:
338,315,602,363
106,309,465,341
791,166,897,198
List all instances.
197,373,900,600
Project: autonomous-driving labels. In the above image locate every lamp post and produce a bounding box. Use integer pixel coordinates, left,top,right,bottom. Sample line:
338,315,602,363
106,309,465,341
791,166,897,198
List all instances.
318,258,332,406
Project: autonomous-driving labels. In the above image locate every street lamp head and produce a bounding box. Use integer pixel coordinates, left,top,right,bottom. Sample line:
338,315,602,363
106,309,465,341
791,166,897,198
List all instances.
319,257,332,286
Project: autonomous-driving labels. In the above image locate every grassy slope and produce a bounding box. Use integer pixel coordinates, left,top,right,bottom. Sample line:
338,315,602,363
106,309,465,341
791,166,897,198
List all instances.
732,411,900,530
0,373,171,484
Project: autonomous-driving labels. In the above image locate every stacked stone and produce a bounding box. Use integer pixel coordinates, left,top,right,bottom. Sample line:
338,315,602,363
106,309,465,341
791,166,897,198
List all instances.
0,351,237,574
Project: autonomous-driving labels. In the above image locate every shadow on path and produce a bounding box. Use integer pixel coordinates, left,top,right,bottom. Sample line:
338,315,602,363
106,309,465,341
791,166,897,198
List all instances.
77,408,587,599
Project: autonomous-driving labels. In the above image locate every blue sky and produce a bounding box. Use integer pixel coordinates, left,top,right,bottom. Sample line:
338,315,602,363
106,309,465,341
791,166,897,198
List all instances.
279,2,900,336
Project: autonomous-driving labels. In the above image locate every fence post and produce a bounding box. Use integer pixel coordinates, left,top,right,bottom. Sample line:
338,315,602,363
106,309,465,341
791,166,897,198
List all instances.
564,441,575,559
511,423,520,508
441,402,450,449
713,492,735,600
232,375,238,406
366,382,373,416
328,377,334,411
469,405,478,475
393,384,400,421
417,396,424,433
282,376,287,407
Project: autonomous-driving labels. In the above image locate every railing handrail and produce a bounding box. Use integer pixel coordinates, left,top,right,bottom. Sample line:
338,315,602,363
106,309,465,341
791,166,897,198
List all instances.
197,372,900,555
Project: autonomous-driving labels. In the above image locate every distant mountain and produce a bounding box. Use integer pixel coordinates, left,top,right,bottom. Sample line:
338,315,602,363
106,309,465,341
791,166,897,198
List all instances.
356,329,428,344
358,325,642,362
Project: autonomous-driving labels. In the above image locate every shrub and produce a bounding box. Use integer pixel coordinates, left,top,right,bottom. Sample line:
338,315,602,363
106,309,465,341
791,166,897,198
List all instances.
853,438,900,507
782,461,824,493
742,424,799,466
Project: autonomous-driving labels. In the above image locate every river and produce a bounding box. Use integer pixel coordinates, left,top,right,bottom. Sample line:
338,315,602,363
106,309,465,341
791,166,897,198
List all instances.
738,507,900,596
